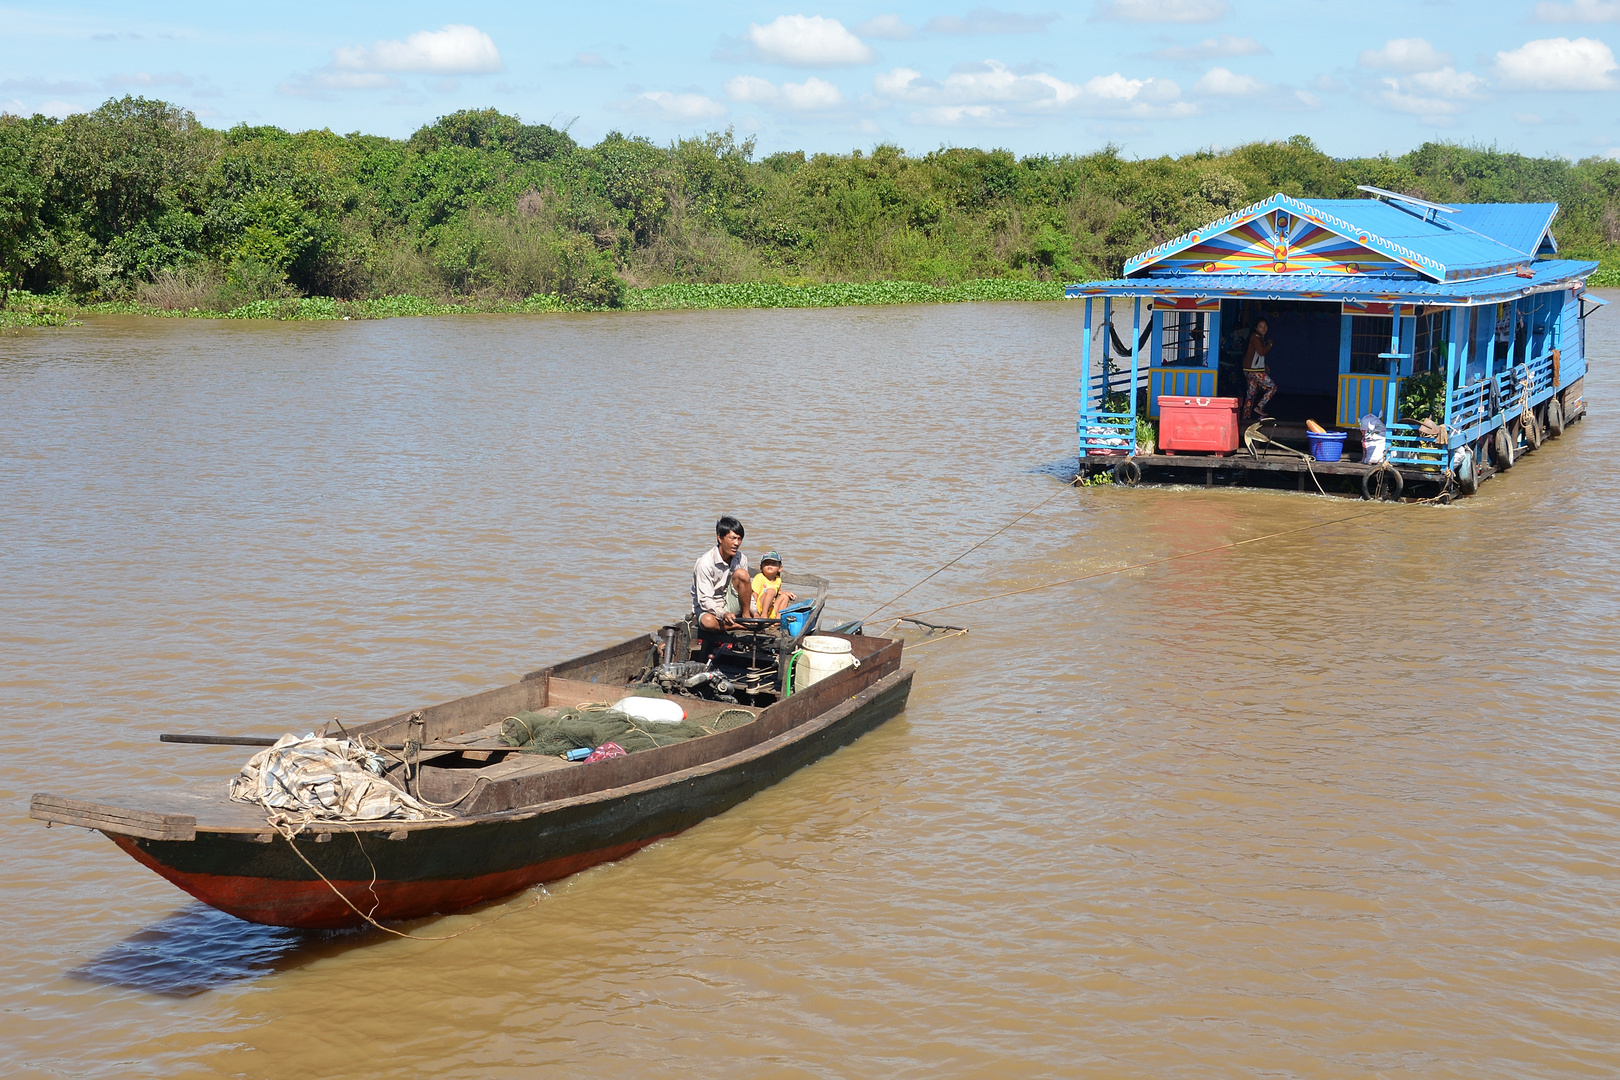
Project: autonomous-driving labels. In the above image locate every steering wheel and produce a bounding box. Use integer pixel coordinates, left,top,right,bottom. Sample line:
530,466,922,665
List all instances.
729,617,781,630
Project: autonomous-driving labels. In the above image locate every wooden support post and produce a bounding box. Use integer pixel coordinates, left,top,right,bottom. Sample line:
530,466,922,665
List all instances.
1130,297,1141,421
1081,296,1093,449
1444,307,1458,429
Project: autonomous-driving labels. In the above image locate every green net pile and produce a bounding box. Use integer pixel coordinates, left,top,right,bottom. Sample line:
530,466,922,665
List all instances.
500,703,755,757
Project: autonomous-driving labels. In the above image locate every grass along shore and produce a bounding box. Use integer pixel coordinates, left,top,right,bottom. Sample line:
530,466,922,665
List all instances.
8,267,1616,329
0,279,1066,328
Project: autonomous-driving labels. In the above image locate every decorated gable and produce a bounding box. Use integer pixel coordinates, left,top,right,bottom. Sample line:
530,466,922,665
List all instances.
1156,209,1409,277
1122,194,1458,280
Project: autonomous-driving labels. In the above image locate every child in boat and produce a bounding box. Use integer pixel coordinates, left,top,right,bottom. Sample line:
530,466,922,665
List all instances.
751,551,796,619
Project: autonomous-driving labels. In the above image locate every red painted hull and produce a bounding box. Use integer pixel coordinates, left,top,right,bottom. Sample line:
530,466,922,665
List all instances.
113,832,673,929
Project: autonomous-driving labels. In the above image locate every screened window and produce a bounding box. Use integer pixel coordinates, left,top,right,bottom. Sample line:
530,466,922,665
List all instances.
1160,311,1206,365
1412,309,1448,373
1350,315,1393,374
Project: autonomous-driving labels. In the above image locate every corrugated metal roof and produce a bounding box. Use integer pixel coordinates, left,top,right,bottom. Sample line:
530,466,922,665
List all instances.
1304,199,1534,277
1067,258,1597,305
1440,202,1558,256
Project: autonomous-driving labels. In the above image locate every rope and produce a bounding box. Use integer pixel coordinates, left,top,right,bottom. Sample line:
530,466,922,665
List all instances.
858,477,1080,623
1244,422,1328,497
267,814,543,940
900,628,970,650
880,503,1402,622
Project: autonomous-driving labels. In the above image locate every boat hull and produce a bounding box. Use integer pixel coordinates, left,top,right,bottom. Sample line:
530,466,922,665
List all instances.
105,668,913,929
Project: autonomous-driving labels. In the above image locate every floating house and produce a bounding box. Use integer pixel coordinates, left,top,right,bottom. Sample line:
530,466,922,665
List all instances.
1065,187,1604,498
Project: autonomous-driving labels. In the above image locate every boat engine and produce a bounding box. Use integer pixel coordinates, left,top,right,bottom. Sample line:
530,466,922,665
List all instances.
654,660,736,699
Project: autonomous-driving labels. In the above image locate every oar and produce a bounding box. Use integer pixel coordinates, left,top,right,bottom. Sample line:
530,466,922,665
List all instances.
161,733,279,746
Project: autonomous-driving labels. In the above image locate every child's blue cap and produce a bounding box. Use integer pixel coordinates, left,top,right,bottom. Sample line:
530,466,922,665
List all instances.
760,550,783,566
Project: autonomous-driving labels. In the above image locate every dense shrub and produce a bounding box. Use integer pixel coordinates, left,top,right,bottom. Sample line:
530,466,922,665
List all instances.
3,96,1620,310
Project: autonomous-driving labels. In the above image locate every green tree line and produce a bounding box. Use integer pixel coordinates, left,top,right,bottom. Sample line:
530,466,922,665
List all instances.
3,95,1619,312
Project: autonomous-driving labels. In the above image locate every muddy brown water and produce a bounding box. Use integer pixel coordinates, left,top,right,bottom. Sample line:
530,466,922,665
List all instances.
2,296,1618,1078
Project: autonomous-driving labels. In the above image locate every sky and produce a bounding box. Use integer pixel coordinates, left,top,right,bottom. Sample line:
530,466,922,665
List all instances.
3,0,1620,161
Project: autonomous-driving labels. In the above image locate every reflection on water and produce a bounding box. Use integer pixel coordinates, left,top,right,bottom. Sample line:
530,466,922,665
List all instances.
68,906,319,997
3,298,1619,1078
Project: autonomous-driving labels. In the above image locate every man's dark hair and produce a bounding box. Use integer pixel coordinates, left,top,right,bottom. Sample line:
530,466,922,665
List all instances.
716,515,744,539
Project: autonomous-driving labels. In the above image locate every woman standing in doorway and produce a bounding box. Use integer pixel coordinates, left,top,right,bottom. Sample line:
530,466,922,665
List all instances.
1243,318,1276,421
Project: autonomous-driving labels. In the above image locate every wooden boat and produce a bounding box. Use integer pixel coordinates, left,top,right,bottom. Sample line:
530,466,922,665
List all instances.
29,629,911,929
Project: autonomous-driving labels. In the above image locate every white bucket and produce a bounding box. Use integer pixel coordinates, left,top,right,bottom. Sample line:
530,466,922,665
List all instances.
795,635,860,690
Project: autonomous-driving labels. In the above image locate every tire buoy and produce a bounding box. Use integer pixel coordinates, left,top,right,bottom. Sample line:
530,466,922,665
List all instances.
1361,466,1404,502
1524,409,1543,451
1493,425,1515,471
1112,459,1142,486
1455,446,1478,496
1546,397,1564,437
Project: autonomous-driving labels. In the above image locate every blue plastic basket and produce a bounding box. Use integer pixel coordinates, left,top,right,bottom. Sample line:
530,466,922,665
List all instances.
1306,431,1348,462
779,600,815,638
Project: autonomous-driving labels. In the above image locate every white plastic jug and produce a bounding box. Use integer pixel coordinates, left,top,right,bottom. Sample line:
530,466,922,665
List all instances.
795,635,860,690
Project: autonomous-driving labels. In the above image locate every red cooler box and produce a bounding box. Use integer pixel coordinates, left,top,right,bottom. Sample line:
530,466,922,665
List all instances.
1158,396,1240,454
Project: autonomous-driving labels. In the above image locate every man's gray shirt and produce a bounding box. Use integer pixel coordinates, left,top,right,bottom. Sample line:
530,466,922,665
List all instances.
692,545,748,617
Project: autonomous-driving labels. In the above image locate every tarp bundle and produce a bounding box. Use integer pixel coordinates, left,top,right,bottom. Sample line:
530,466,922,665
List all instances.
501,705,754,757
228,734,447,821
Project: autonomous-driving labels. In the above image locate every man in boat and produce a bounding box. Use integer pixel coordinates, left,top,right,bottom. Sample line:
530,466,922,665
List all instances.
692,515,754,632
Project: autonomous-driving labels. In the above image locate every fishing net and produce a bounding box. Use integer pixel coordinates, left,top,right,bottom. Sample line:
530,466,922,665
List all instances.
500,703,755,757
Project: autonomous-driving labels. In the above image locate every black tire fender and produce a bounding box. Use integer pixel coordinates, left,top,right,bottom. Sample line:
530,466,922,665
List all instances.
1455,446,1479,496
1546,397,1564,437
1112,459,1142,486
1493,425,1515,471
1524,409,1543,451
1361,466,1404,502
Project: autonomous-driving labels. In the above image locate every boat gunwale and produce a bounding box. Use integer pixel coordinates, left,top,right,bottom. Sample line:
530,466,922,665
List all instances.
30,631,907,839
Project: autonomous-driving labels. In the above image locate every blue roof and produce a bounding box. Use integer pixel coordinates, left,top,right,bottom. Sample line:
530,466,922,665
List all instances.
1123,193,1555,283
1066,258,1598,305
1442,202,1558,256
1305,199,1534,279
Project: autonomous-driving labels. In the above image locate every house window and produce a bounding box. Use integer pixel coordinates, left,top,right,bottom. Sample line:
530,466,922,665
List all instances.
1350,315,1393,374
1412,309,1447,373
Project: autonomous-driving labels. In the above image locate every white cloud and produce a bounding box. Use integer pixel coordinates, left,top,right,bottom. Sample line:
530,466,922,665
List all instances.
1494,37,1618,89
1371,64,1488,120
332,24,503,74
1358,38,1451,73
724,75,779,104
1516,111,1544,123
1406,66,1488,99
856,14,915,39
1378,82,1468,119
1092,0,1230,23
723,75,845,109
0,95,88,118
875,59,1191,124
38,99,88,117
628,91,728,121
746,15,874,66
1534,0,1620,21
784,76,845,108
572,52,611,68
1151,35,1266,61
1193,66,1265,95
924,8,1060,34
